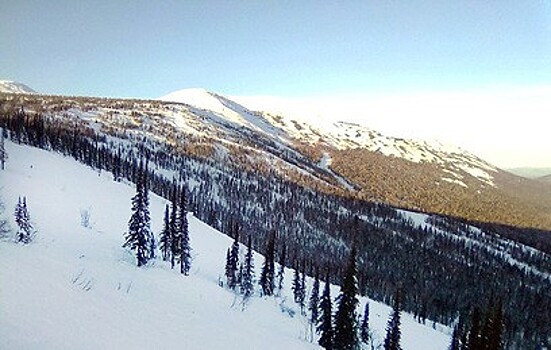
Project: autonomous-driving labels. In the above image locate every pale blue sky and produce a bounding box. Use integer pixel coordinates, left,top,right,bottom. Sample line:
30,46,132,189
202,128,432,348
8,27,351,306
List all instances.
2,0,550,98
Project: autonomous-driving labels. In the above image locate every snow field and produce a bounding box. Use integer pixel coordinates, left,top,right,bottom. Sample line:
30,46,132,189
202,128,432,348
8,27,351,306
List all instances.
0,141,449,349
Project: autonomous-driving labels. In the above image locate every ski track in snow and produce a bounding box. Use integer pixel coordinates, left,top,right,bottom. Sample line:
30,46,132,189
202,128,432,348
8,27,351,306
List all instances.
0,141,450,350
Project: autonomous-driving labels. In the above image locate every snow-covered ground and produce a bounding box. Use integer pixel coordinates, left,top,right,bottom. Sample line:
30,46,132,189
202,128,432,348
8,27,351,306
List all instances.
0,141,450,349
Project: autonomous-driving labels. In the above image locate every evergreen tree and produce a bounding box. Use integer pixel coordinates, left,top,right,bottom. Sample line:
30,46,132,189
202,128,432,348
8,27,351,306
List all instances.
178,185,191,275
487,302,503,350
277,242,286,293
318,277,333,350
449,318,464,350
481,302,503,350
14,196,33,244
334,247,360,350
309,270,320,341
309,271,320,326
169,194,179,269
237,263,244,287
467,308,482,350
158,204,171,261
0,128,7,170
226,227,240,290
360,302,370,346
143,166,156,260
241,235,255,299
292,267,305,309
259,231,276,296
123,160,152,267
224,248,232,286
383,290,402,350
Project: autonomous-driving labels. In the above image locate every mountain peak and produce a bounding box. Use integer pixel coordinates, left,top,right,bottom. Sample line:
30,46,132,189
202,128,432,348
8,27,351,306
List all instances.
0,80,36,94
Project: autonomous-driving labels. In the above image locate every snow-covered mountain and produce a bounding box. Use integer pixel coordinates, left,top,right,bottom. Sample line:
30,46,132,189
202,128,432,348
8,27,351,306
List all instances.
1,88,550,349
160,88,497,187
0,80,36,94
0,140,450,350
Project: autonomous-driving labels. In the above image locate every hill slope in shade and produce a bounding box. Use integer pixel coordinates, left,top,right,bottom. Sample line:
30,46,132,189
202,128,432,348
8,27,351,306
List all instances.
0,80,36,94
0,141,450,350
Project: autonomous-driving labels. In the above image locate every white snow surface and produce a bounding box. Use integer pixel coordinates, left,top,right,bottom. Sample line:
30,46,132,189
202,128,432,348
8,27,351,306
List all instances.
0,142,450,350
0,80,36,94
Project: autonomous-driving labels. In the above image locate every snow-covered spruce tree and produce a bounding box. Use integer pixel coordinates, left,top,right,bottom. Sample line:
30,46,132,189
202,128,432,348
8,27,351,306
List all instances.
334,247,360,350
318,276,334,350
225,228,240,290
158,204,171,261
276,241,286,294
259,231,276,296
178,185,191,275
360,302,370,346
241,235,255,299
14,196,33,244
0,128,7,170
169,191,179,269
123,160,152,267
383,290,402,350
292,267,306,309
143,164,156,260
308,270,320,340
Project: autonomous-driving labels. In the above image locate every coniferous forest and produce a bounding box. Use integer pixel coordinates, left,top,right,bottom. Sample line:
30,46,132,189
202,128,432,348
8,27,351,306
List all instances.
1,93,550,349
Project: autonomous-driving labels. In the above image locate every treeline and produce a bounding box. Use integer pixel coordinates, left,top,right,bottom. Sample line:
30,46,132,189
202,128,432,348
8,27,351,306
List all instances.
0,97,549,349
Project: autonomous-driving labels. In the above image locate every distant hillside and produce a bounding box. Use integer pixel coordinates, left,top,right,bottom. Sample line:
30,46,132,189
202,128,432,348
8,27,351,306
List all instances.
507,167,551,179
2,89,551,231
0,80,36,94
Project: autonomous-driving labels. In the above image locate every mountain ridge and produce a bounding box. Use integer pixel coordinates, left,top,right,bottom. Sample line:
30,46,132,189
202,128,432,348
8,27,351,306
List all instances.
0,80,36,94
1,85,550,230
1,89,550,348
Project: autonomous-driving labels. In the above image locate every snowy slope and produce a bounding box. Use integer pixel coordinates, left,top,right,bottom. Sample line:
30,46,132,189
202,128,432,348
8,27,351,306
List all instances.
0,80,36,94
160,88,498,187
0,142,450,350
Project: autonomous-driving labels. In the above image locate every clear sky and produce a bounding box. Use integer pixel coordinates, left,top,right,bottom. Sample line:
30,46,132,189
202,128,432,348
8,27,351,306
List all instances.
1,1,550,167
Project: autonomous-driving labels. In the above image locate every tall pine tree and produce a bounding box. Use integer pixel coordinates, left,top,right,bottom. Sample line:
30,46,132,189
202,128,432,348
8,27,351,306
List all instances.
143,164,156,260
0,128,7,170
241,235,255,299
467,308,482,350
123,160,152,267
169,191,179,269
259,231,276,296
225,226,240,290
334,247,360,350
384,290,403,350
318,276,333,350
158,204,171,261
360,302,370,346
292,266,306,310
276,242,286,294
486,302,503,350
309,270,320,341
178,185,191,275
